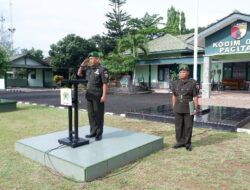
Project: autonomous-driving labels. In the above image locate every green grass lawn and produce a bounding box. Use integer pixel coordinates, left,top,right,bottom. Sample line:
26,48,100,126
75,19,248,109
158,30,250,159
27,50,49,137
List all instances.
0,104,249,190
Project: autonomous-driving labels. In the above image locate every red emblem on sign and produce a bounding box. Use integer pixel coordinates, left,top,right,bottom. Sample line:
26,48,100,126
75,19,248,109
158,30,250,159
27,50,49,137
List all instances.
231,22,247,40
184,66,186,70
104,74,108,78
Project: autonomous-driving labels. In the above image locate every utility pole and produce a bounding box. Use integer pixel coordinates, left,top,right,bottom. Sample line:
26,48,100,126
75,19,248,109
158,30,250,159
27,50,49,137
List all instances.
8,0,16,46
0,16,5,31
0,16,5,41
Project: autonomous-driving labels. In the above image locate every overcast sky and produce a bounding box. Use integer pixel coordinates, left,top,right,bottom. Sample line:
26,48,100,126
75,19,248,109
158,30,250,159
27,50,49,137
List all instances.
0,0,250,57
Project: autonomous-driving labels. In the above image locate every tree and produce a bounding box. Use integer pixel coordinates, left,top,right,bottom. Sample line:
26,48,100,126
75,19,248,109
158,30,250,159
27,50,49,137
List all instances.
20,47,44,60
186,26,207,34
126,12,165,40
165,6,181,35
0,46,9,77
180,12,187,34
117,34,149,85
104,0,130,40
101,52,134,79
49,34,97,77
89,35,115,56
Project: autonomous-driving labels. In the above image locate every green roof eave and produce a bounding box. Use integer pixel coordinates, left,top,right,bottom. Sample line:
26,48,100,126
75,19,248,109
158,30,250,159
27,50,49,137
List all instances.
10,54,49,67
137,56,204,65
140,49,192,55
10,65,52,69
135,49,204,56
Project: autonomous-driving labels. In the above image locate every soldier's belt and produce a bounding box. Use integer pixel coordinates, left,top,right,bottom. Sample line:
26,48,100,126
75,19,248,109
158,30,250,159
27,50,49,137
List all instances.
88,86,102,91
177,99,192,102
177,95,192,100
88,84,102,89
177,96,192,103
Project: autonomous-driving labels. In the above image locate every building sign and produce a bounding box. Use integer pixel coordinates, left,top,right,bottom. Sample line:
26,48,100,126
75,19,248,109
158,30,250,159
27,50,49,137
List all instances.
212,22,249,54
60,88,72,106
206,21,250,55
212,39,250,54
231,22,247,40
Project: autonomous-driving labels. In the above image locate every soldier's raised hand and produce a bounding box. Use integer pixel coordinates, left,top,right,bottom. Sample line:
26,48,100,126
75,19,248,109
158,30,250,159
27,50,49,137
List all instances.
81,58,89,67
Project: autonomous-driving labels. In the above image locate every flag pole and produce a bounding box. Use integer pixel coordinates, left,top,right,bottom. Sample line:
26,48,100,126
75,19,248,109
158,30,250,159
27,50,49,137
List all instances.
193,0,198,80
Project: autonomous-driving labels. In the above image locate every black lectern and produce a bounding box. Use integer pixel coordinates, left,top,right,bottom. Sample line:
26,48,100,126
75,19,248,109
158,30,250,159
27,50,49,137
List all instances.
58,79,89,148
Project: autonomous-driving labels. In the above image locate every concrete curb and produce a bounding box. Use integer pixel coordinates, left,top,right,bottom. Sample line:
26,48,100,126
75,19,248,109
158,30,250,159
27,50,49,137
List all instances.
4,88,60,93
17,102,124,117
237,128,250,134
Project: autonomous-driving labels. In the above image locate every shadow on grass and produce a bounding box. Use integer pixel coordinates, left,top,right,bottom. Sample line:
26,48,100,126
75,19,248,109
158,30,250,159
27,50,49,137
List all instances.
16,107,32,111
192,131,238,148
16,105,51,112
162,143,173,149
150,130,175,137
0,110,17,113
150,130,175,149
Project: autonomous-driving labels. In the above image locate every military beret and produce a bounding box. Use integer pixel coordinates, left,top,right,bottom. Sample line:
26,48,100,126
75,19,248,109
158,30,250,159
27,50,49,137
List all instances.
179,64,189,71
88,51,99,58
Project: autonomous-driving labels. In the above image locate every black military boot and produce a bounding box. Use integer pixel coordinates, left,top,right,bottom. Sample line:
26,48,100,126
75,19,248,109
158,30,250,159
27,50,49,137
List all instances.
95,135,102,141
85,134,96,138
186,146,192,151
172,144,185,149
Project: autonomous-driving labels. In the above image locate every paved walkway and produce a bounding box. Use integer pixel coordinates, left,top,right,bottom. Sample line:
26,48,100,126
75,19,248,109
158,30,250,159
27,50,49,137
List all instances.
152,89,250,109
200,91,250,129
200,91,250,109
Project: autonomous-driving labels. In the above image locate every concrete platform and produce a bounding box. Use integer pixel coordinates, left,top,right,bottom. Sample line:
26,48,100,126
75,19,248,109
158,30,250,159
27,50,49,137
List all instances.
15,126,163,182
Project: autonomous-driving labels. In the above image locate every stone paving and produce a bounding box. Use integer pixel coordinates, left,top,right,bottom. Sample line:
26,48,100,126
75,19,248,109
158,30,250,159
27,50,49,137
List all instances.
200,91,250,109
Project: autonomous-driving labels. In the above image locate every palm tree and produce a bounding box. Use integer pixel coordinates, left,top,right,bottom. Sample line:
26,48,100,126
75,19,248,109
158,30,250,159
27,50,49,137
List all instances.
117,34,149,85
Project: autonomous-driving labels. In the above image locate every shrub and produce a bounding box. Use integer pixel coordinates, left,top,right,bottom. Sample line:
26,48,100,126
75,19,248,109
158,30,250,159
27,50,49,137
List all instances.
53,75,64,85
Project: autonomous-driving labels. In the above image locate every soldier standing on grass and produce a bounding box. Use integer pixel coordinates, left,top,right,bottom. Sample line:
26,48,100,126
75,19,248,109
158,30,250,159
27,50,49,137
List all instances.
171,64,199,151
77,51,109,141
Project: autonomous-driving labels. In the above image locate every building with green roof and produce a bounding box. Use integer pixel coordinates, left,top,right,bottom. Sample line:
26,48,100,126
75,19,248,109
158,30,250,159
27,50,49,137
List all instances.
0,54,55,89
134,11,250,98
134,33,204,89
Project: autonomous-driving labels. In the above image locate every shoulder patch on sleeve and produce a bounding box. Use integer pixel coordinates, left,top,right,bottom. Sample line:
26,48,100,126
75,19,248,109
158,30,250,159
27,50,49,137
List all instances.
196,82,199,89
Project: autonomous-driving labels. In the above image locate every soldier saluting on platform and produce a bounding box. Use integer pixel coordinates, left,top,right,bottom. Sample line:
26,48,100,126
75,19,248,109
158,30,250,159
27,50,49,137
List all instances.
77,51,109,141
171,64,199,151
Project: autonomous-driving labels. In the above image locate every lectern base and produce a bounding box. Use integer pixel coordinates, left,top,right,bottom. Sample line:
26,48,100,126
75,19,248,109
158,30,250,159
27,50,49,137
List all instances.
58,137,89,148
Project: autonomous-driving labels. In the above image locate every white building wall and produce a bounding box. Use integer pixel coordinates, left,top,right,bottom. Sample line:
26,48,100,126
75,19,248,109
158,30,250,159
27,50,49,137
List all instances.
0,79,5,89
28,69,43,87
11,58,25,66
26,58,41,66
